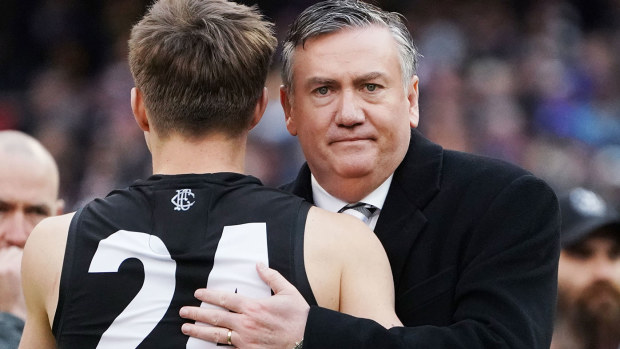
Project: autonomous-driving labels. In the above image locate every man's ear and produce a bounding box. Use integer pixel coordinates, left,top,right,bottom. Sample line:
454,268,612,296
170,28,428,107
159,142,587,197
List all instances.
54,199,65,215
407,76,420,128
249,87,268,130
131,87,149,132
280,86,297,136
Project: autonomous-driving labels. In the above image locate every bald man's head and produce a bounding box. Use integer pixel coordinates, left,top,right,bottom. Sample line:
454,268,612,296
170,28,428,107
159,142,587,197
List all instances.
0,130,63,248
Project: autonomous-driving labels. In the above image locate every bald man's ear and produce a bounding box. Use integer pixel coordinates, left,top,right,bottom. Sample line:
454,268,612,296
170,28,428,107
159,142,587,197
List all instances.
131,87,150,132
55,199,64,215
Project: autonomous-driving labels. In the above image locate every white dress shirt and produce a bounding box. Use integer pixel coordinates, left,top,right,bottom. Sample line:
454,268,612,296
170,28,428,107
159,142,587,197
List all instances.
310,174,392,230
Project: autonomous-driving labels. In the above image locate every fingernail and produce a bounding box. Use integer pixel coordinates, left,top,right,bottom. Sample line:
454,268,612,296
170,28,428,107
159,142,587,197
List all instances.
194,289,204,297
257,262,267,270
181,323,190,335
179,307,188,317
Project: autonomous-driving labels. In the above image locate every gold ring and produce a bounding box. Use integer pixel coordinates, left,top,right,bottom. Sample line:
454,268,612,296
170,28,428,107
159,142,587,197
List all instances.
227,329,232,346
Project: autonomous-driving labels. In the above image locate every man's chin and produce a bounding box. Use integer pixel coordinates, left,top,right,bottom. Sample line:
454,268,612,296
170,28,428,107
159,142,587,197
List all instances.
576,281,620,323
333,162,375,180
571,280,620,347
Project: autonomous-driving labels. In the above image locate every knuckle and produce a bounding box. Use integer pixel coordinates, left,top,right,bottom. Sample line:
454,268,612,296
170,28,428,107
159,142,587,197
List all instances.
212,313,220,326
218,293,228,308
213,331,222,344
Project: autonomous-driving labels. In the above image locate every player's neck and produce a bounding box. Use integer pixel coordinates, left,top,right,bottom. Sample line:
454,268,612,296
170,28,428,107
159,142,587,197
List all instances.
150,132,247,175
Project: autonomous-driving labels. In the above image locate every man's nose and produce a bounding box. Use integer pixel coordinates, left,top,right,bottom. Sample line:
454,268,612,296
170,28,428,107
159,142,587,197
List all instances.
0,212,32,248
591,255,616,282
335,90,365,127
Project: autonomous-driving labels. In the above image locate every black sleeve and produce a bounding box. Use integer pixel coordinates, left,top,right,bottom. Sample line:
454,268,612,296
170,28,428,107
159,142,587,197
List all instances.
303,176,561,349
0,312,25,349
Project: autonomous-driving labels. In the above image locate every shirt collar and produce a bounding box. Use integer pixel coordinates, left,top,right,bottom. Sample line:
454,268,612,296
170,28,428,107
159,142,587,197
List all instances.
311,174,393,213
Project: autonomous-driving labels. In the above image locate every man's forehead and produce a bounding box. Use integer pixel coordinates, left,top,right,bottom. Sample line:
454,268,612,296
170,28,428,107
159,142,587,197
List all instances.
292,28,399,82
0,164,58,205
0,197,52,210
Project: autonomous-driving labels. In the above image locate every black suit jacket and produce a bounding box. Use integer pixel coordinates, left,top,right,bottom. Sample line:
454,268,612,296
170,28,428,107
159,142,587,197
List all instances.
281,129,560,349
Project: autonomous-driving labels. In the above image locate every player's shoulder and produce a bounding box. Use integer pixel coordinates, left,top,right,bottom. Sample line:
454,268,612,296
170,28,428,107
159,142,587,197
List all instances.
307,206,368,234
32,212,74,236
305,207,382,254
25,212,74,260
22,213,75,297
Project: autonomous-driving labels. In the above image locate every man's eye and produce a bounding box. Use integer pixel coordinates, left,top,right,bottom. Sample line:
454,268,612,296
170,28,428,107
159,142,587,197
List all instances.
610,245,620,260
366,84,377,92
565,245,593,259
316,86,329,95
26,206,50,217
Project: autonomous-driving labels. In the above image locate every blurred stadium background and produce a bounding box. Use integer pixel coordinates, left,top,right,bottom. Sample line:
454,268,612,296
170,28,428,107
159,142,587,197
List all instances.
1,0,619,211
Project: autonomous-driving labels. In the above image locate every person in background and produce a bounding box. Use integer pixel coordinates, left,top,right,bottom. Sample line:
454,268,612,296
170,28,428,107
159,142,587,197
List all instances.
0,130,63,349
18,0,401,347
179,1,561,348
552,187,620,349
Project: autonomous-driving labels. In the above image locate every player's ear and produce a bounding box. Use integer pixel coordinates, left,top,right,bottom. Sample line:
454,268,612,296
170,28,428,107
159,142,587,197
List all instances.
249,87,268,130
131,87,149,132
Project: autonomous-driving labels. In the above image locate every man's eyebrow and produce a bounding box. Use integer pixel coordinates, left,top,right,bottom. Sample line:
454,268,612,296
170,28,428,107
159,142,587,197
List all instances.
304,77,337,88
25,203,52,215
0,199,12,207
353,72,385,84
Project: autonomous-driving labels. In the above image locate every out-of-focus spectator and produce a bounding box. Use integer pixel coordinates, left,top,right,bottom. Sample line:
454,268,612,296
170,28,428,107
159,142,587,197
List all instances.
0,130,63,349
553,187,620,349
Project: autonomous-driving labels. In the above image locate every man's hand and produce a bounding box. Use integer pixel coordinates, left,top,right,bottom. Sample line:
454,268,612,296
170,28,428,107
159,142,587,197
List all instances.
0,246,26,320
180,263,309,349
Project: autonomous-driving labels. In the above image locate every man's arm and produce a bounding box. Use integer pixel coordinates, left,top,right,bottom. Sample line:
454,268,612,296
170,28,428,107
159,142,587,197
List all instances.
19,214,72,349
180,263,310,348
303,175,561,348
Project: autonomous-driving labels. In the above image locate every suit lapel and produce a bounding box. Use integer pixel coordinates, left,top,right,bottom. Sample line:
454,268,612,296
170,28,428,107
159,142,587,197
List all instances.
374,183,427,289
285,163,314,203
374,130,443,287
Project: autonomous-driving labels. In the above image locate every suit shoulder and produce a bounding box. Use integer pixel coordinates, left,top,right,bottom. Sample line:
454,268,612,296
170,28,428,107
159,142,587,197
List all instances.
443,149,535,183
439,150,557,207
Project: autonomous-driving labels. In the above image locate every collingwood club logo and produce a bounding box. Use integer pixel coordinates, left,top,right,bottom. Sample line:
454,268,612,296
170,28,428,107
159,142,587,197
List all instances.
171,189,195,211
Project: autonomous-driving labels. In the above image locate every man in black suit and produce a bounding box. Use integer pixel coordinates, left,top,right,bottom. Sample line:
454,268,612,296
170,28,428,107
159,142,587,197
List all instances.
180,1,561,348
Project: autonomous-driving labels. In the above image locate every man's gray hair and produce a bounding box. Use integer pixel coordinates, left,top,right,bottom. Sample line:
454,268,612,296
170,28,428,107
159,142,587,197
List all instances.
281,0,420,92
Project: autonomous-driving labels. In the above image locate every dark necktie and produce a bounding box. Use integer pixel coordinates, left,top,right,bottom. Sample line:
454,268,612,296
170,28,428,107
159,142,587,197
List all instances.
338,202,377,225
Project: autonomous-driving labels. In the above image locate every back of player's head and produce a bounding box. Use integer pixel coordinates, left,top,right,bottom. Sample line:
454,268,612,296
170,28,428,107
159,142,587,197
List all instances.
128,0,277,139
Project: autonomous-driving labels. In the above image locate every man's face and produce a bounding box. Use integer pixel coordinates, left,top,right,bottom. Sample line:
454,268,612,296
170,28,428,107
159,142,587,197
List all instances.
557,232,620,340
282,26,419,201
0,155,60,248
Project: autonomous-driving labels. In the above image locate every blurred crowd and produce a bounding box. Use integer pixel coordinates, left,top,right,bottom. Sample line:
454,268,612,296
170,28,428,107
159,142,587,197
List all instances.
1,0,619,211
